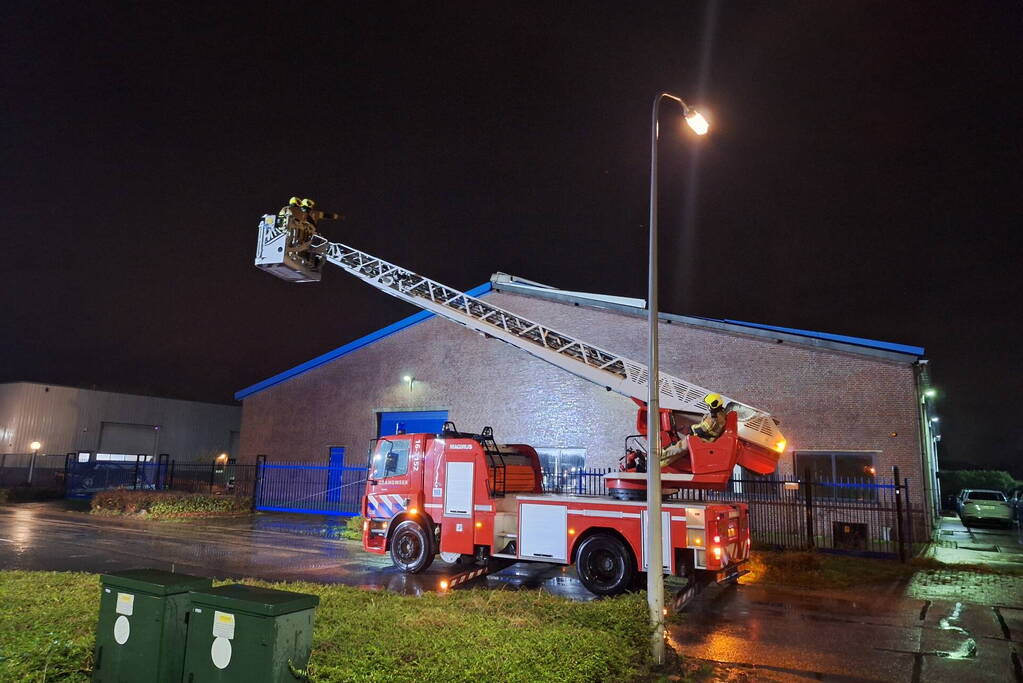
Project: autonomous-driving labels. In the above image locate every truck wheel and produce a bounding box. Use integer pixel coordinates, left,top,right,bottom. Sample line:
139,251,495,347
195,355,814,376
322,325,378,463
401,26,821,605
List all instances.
575,534,635,596
390,520,434,573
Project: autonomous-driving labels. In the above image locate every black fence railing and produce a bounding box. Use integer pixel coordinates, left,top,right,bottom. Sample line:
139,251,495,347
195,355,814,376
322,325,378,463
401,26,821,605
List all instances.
63,457,259,499
541,466,918,559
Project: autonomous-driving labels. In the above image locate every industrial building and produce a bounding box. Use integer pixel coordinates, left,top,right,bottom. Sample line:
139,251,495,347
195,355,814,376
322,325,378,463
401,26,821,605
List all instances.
236,274,941,524
0,382,241,462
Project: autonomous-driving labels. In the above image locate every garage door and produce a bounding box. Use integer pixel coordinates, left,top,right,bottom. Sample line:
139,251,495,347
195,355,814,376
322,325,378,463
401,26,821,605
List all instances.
377,410,448,437
98,422,159,458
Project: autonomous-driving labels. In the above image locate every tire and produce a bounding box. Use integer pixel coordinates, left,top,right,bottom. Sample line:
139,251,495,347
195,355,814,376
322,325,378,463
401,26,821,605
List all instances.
389,519,435,573
575,533,636,596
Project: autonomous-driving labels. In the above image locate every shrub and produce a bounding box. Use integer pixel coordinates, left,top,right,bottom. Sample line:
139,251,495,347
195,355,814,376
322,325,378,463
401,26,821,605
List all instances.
342,515,364,540
937,470,1017,498
90,490,250,518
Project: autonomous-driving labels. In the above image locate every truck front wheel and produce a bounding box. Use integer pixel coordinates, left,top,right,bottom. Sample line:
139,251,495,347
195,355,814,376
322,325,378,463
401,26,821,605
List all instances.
390,519,435,573
575,533,635,596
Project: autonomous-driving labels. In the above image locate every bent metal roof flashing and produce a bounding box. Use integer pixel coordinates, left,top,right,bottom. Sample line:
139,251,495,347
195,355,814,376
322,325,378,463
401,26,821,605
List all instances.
235,275,924,400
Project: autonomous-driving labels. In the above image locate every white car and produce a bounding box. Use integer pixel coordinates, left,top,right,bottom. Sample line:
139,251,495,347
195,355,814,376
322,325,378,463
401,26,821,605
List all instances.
958,489,1013,528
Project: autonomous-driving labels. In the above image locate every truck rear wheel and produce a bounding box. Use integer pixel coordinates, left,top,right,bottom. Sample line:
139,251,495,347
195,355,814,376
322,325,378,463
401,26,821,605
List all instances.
390,519,434,573
575,533,635,596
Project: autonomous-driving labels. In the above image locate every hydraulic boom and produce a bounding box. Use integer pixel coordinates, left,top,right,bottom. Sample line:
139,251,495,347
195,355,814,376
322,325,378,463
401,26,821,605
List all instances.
254,204,786,486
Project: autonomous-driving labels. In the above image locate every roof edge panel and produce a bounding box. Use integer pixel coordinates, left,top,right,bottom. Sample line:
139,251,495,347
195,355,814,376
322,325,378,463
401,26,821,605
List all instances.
235,282,492,400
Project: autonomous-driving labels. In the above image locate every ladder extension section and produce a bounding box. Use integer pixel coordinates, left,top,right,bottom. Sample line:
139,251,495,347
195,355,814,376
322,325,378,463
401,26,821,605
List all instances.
255,214,784,454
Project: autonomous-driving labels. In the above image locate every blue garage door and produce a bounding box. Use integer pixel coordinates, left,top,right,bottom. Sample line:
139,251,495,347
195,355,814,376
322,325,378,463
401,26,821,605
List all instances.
378,410,449,437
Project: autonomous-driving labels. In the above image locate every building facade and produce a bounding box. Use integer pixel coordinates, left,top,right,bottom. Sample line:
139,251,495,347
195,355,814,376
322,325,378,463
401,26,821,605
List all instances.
237,276,939,523
0,382,241,462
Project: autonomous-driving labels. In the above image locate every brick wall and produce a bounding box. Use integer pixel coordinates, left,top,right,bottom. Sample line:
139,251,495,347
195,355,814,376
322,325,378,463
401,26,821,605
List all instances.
239,291,927,511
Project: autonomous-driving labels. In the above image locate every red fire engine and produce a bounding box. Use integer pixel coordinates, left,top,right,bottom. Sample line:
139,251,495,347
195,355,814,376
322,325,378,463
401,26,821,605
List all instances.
254,202,786,598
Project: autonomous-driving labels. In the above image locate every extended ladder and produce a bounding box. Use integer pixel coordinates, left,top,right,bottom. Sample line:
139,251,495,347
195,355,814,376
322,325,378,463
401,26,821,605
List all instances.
255,211,785,454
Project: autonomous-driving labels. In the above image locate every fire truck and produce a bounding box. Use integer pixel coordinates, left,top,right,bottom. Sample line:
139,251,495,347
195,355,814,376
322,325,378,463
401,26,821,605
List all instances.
253,201,787,598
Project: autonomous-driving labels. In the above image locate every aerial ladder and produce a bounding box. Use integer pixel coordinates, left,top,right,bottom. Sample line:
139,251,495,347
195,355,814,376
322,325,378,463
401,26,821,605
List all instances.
254,201,786,493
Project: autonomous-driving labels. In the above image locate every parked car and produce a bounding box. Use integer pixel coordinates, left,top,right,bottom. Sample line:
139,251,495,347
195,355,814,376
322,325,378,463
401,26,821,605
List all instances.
957,489,1013,527
1009,487,1023,524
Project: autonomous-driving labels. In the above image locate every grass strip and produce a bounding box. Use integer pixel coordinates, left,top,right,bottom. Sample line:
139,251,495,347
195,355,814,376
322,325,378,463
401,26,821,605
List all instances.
0,571,651,682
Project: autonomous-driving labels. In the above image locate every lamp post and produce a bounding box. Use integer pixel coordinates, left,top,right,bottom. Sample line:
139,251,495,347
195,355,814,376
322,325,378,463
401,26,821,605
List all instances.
647,92,708,663
28,440,42,485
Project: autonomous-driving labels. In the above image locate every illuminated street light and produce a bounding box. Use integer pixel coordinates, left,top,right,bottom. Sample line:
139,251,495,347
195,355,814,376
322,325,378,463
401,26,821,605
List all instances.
647,91,709,665
30,441,41,452
685,110,710,135
924,388,937,398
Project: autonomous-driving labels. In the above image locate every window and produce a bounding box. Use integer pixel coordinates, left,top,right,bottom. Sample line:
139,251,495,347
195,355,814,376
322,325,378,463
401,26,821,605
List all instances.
534,447,587,493
368,439,411,480
793,451,879,501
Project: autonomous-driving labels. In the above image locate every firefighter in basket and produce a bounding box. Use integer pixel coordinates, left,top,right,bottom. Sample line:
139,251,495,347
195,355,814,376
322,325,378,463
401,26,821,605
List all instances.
660,393,728,467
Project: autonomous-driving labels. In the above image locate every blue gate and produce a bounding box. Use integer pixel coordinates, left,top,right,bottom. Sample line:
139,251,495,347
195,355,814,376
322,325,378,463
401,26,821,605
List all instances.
255,460,367,516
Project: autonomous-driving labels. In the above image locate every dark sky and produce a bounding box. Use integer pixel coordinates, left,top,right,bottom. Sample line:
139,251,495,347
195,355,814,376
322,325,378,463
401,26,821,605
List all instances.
3,2,1020,471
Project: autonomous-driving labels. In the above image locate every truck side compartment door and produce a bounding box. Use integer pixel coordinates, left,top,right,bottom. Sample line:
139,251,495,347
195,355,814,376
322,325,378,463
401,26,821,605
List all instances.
641,510,672,572
439,459,475,554
519,503,568,562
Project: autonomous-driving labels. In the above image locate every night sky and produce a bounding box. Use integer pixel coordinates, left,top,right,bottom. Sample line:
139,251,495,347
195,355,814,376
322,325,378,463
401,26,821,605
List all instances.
3,2,1019,472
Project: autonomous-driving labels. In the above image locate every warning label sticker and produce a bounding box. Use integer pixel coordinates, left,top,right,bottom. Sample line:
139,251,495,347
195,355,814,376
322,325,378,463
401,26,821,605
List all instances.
116,592,134,616
213,611,235,640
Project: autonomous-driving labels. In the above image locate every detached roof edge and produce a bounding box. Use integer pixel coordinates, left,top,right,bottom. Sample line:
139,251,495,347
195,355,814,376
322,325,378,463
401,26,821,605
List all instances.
491,277,925,362
234,282,493,400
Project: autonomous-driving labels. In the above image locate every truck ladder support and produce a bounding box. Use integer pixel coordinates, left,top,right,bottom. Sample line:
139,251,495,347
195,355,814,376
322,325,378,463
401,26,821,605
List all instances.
255,213,785,454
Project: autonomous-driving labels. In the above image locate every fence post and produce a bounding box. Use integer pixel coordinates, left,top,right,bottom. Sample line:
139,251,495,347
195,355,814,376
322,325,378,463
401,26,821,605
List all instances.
63,453,72,497
893,466,906,562
133,455,142,490
803,468,815,550
209,462,217,493
904,477,914,549
253,455,266,511
168,460,176,490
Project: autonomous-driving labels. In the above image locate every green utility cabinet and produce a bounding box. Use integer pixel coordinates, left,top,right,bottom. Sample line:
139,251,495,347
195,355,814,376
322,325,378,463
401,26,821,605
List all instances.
182,584,319,682
93,569,212,683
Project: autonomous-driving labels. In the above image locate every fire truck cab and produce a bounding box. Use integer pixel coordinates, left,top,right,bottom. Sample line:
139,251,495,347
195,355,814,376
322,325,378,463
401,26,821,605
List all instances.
362,424,751,596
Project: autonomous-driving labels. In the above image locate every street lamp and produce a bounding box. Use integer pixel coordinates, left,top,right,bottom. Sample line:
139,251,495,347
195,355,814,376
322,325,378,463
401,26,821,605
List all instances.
28,441,42,485
647,92,708,664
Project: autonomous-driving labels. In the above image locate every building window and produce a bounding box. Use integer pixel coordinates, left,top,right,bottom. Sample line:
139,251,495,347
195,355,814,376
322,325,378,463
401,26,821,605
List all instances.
793,451,880,501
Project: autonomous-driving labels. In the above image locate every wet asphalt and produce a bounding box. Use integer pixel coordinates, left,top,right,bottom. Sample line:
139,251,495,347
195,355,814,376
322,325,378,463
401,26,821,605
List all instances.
1,502,1020,682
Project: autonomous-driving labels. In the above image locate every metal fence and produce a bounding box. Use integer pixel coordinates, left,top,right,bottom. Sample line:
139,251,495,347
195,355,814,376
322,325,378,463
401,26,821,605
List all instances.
542,466,918,559
61,456,259,499
253,456,367,516
0,453,68,491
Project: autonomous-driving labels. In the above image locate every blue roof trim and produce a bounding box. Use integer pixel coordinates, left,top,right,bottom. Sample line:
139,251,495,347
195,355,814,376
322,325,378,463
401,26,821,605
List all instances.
717,318,925,356
235,282,493,400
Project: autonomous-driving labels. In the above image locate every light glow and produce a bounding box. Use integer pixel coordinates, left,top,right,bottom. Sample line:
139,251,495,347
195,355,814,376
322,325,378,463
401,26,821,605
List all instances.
685,111,709,135
409,508,418,515
475,521,482,528
439,580,449,591
29,441,41,451
712,546,722,559
568,528,576,535
774,439,787,453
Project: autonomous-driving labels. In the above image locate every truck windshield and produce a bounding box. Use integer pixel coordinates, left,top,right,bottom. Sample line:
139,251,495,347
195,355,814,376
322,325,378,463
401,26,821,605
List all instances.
369,439,411,480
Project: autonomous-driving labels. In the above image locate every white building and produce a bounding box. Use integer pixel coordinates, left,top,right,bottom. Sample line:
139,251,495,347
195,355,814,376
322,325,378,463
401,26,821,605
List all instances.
0,382,240,462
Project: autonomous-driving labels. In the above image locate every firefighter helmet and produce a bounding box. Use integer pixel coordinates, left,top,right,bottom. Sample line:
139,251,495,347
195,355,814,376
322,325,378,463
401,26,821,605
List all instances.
288,196,301,206
703,393,724,410
300,198,316,209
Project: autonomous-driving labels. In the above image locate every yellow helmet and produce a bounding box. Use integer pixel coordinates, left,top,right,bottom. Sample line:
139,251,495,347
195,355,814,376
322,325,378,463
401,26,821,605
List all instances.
288,196,301,206
704,393,724,410
300,198,316,209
